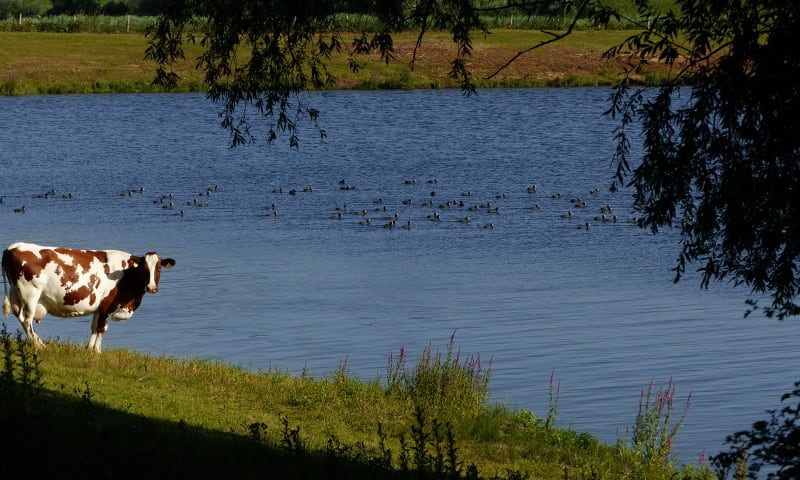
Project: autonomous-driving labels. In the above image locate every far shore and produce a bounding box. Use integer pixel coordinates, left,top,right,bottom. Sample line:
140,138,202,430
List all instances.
0,29,668,95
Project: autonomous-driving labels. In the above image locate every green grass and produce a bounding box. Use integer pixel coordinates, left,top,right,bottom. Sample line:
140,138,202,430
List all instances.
0,25,674,96
1,325,714,479
0,31,208,94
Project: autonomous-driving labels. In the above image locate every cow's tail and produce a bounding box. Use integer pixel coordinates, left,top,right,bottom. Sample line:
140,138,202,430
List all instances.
2,255,10,317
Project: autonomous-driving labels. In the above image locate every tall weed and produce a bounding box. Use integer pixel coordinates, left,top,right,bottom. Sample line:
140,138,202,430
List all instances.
0,323,44,420
0,323,43,392
546,370,560,428
630,377,692,472
385,330,491,417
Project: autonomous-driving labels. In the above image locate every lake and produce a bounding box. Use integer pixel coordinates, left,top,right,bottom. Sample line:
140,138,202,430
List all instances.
1,89,798,465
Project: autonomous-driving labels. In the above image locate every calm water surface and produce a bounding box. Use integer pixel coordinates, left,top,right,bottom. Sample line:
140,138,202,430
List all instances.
2,89,798,464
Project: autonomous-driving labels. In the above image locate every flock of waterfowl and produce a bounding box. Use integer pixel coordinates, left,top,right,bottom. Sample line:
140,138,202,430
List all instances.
145,185,219,218
1,185,220,219
260,177,637,233
3,178,639,233
2,188,73,214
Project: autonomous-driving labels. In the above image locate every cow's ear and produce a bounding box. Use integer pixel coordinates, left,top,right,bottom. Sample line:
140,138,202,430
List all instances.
161,258,176,268
128,256,143,269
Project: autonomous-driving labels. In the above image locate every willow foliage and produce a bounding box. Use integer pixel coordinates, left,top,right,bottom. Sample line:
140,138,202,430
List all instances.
145,0,617,147
606,0,800,319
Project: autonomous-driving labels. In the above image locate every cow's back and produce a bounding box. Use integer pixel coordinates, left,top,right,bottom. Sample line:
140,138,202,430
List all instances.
3,242,133,318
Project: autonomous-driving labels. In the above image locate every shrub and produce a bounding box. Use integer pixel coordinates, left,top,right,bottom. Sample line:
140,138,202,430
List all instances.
712,380,800,480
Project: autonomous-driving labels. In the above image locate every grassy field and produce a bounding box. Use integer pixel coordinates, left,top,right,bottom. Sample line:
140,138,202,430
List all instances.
0,28,668,95
1,327,714,479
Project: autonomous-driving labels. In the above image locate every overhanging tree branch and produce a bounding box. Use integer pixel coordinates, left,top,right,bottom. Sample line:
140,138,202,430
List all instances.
485,0,598,81
607,0,800,319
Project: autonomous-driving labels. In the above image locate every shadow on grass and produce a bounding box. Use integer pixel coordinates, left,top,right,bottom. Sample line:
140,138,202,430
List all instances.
0,326,393,480
1,383,372,479
0,328,503,480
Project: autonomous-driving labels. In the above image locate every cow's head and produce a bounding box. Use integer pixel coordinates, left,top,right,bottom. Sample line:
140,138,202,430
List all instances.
130,253,176,293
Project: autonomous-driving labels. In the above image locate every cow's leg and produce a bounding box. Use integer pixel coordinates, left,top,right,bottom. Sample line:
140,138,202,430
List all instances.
17,300,45,348
88,312,107,353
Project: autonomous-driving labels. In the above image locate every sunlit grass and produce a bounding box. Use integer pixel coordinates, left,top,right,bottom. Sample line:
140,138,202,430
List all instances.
0,323,715,478
0,26,673,96
0,32,207,94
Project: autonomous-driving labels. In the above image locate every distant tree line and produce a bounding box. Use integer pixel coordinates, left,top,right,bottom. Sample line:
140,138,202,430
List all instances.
326,0,579,17
1,0,582,21
0,0,164,17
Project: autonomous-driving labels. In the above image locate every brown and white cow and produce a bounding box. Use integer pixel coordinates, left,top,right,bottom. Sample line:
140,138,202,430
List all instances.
2,242,175,352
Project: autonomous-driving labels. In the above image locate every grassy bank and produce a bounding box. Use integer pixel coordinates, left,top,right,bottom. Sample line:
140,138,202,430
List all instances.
0,28,668,95
1,326,713,479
